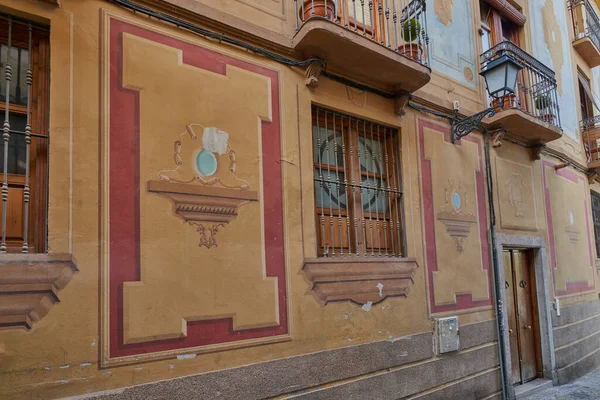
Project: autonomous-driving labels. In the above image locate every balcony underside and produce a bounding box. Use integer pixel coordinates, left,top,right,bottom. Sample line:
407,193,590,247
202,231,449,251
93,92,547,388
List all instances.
292,19,431,94
573,37,600,68
484,109,562,145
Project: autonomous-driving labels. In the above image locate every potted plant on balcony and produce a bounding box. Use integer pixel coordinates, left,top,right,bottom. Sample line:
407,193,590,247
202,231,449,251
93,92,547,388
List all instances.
399,18,422,61
491,93,517,112
535,94,555,124
300,0,336,22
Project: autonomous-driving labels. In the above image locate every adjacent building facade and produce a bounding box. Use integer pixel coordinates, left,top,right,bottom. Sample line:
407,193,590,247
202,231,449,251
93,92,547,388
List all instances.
2,0,600,399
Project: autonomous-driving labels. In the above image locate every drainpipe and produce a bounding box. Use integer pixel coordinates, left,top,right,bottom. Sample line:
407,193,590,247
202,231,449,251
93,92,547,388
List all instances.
483,133,511,400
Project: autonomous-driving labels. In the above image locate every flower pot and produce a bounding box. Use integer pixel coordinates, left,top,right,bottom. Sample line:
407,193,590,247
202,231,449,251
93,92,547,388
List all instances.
540,113,555,124
491,94,516,111
398,43,423,61
300,0,336,21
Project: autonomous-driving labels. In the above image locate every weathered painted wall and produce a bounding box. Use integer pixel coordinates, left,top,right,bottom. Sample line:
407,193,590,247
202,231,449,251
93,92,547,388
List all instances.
1,0,600,399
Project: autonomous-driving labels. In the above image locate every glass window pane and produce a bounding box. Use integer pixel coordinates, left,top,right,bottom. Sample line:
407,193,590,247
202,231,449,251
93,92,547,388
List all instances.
361,176,387,212
358,136,383,173
0,113,27,175
313,125,344,167
314,170,347,210
0,45,29,106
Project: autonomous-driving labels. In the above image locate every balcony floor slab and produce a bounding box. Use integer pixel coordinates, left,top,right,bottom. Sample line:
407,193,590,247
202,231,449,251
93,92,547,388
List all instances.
483,108,562,145
573,36,600,68
293,18,431,94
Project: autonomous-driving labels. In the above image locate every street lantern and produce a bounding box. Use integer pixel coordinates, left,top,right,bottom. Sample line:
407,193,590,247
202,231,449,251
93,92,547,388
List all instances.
480,54,523,99
451,53,523,142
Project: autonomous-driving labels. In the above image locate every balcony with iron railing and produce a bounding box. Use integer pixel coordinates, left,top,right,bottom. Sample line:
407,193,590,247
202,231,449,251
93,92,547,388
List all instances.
582,116,600,169
569,0,600,67
293,0,431,95
482,42,563,145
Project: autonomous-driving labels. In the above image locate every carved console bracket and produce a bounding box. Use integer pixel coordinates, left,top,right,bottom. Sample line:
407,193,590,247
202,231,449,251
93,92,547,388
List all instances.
492,130,505,148
588,170,600,185
531,145,545,161
302,258,418,306
305,61,323,88
394,93,411,117
0,253,77,329
147,180,258,248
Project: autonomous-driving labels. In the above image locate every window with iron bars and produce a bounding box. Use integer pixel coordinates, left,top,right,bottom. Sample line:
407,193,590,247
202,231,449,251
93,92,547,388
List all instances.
312,105,404,258
0,14,49,253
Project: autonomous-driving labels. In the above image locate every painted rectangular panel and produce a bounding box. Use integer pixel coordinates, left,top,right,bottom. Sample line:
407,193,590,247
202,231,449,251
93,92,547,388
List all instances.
418,119,492,315
542,161,596,296
428,0,477,87
101,14,289,363
495,158,538,232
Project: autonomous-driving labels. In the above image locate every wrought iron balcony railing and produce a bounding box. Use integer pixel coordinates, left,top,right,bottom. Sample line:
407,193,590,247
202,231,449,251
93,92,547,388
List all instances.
481,41,561,130
582,115,600,167
568,0,600,50
295,0,429,67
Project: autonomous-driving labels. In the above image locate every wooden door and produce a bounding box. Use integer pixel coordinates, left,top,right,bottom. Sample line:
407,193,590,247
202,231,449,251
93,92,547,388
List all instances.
504,250,541,385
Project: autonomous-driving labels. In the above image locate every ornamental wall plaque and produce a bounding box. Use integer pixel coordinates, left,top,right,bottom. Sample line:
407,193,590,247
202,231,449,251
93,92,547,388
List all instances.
436,178,477,252
565,211,580,243
148,124,258,248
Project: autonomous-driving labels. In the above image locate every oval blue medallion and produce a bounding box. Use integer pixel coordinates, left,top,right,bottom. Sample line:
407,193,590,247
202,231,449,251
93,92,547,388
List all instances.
196,150,218,176
452,192,461,210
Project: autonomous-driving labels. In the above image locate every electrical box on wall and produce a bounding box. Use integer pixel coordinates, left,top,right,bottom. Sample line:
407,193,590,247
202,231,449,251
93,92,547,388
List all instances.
435,316,460,354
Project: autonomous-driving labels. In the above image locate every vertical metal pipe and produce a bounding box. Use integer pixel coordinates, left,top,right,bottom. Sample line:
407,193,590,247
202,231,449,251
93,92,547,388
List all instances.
295,0,299,30
484,133,511,400
348,117,359,255
390,129,401,254
22,23,32,253
1,17,12,253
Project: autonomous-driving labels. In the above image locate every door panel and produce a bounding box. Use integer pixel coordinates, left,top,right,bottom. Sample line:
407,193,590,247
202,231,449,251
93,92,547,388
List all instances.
513,251,538,383
504,250,521,385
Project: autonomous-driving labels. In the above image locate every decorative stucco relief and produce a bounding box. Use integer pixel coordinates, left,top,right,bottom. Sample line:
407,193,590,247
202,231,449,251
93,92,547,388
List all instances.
149,123,258,248
101,16,288,363
419,120,492,315
542,162,595,296
495,158,538,231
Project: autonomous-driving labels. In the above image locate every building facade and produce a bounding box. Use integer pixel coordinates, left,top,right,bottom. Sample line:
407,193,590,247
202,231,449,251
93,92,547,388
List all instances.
1,0,600,399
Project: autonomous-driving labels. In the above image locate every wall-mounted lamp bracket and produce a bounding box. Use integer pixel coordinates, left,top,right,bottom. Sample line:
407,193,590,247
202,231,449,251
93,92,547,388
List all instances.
451,106,497,143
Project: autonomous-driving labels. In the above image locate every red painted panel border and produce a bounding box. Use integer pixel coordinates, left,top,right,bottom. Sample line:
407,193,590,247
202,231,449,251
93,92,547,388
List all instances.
108,19,287,358
542,161,595,296
418,120,492,314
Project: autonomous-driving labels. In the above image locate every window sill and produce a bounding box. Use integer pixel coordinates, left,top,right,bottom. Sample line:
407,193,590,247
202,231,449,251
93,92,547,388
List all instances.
302,257,418,306
0,253,77,329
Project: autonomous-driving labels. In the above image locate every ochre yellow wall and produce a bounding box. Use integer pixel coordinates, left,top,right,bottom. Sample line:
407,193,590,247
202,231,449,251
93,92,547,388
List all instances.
0,0,598,399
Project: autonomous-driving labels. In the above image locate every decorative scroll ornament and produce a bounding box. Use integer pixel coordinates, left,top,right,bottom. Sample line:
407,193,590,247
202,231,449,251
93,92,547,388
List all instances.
436,178,477,252
148,124,258,249
506,172,528,218
451,107,497,143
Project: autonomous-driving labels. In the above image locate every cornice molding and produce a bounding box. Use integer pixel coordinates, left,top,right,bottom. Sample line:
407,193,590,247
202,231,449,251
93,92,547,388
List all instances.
303,257,418,306
0,253,77,329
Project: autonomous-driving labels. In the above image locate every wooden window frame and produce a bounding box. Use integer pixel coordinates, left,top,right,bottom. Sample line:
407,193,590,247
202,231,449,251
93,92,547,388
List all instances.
311,106,404,258
0,17,49,253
